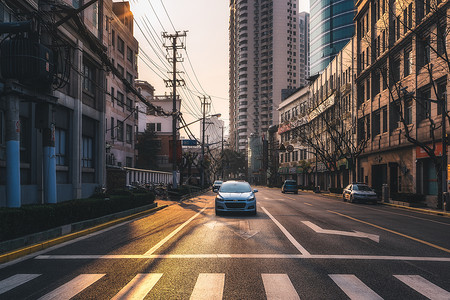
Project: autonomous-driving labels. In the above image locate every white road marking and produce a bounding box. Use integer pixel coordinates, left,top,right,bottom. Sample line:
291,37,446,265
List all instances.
35,254,450,261
190,273,224,300
111,273,162,300
302,221,380,243
329,274,383,300
262,274,300,300
0,274,40,295
394,275,450,299
234,220,259,240
38,274,105,300
261,206,310,255
144,207,207,255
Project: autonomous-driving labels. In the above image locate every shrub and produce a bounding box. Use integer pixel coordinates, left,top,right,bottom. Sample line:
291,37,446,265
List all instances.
329,187,343,194
0,192,155,242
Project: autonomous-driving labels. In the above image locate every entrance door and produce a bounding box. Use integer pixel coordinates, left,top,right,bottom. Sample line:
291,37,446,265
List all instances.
372,164,387,194
389,163,398,196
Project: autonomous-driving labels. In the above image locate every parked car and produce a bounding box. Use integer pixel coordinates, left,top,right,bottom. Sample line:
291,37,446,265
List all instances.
342,183,378,204
212,180,223,192
282,180,298,194
215,181,258,215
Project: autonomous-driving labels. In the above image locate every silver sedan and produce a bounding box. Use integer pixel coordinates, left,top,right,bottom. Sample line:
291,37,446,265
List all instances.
215,181,258,215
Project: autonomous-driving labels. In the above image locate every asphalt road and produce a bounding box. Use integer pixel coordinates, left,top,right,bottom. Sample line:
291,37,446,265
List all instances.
1,187,450,299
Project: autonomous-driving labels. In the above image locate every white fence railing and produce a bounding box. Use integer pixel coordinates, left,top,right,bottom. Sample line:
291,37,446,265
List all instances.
123,167,179,186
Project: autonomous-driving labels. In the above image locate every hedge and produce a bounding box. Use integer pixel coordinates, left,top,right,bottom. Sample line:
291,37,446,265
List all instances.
0,192,155,242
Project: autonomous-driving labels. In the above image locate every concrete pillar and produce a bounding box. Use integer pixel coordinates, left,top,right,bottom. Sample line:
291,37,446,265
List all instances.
72,40,83,199
5,93,21,207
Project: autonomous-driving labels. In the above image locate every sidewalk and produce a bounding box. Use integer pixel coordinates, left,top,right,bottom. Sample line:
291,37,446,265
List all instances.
0,189,210,264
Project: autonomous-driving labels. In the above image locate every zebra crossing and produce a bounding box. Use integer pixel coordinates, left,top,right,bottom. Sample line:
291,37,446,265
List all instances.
1,272,449,299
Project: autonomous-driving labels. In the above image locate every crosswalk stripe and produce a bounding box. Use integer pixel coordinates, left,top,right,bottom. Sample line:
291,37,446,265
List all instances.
0,274,41,295
329,274,383,300
190,273,225,300
394,275,450,299
262,274,300,300
37,274,105,300
111,273,163,300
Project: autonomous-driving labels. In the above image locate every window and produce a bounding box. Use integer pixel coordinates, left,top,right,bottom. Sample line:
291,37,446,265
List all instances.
117,91,124,107
391,58,401,84
405,101,413,125
437,79,447,115
404,46,412,77
82,62,95,94
372,71,380,97
127,46,133,63
110,117,115,139
126,124,132,144
382,107,388,133
417,88,431,122
147,123,156,132
55,128,67,165
111,87,114,103
126,72,133,84
117,64,124,76
437,17,446,55
126,157,132,167
82,136,93,168
111,29,115,47
117,36,125,54
126,97,133,111
372,111,381,137
117,120,124,141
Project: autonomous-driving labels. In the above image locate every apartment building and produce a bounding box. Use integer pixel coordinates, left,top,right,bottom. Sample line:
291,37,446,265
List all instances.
229,0,301,152
104,1,138,169
277,86,310,186
135,80,181,172
309,0,355,76
0,0,107,205
355,0,449,207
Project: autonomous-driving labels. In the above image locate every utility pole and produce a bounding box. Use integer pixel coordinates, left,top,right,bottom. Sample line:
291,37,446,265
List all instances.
442,94,447,209
221,125,224,180
163,31,187,189
200,95,211,187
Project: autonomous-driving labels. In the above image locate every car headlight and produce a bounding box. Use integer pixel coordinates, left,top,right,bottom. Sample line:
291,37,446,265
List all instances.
248,196,255,201
216,194,224,201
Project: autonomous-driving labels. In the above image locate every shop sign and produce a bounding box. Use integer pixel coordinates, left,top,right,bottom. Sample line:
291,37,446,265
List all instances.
296,166,303,173
416,142,444,159
308,94,335,122
289,167,296,174
278,123,292,134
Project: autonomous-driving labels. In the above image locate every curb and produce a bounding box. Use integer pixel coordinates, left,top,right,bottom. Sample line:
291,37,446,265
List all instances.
0,204,168,264
301,190,450,217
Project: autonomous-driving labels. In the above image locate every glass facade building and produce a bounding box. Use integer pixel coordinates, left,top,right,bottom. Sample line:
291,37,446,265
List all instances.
309,0,355,76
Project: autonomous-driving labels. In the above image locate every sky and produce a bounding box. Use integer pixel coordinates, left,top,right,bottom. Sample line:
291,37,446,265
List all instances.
127,0,310,138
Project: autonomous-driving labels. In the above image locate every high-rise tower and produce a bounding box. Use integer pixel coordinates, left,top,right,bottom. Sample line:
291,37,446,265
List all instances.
298,11,310,88
309,0,354,76
229,0,300,152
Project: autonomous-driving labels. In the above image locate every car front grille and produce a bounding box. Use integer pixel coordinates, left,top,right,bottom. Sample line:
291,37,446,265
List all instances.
225,202,246,209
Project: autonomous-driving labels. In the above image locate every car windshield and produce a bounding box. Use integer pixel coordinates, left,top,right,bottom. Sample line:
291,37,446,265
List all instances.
220,182,252,193
285,181,296,186
214,181,223,185
353,184,372,191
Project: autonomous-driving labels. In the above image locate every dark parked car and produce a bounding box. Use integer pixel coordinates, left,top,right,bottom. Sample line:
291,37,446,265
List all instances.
215,181,257,215
342,183,378,204
282,180,298,194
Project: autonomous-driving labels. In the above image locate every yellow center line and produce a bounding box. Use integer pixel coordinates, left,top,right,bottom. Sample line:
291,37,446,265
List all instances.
304,203,313,206
328,210,450,254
